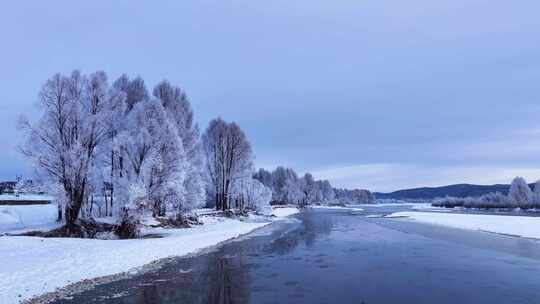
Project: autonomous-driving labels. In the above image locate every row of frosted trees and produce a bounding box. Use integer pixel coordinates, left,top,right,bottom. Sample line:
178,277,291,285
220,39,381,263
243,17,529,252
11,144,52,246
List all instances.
19,71,267,237
253,168,333,206
432,177,540,209
253,167,374,206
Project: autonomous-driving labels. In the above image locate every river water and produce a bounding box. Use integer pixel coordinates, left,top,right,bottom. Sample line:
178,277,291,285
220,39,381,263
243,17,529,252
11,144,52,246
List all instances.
54,206,540,304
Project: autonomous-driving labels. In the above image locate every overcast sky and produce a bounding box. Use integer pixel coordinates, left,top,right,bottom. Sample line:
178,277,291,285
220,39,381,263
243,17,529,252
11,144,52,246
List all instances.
1,1,540,192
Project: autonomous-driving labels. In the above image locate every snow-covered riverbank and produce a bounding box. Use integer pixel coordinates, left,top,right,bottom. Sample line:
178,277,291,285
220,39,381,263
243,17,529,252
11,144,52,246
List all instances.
0,207,299,303
387,211,540,239
0,204,59,233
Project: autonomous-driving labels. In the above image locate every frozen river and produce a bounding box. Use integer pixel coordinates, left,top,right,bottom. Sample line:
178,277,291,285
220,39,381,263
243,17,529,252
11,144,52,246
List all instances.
54,206,540,304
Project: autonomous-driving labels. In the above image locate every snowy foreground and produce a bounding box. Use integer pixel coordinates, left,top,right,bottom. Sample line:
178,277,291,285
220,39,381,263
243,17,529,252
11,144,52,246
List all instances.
0,207,298,303
388,211,540,239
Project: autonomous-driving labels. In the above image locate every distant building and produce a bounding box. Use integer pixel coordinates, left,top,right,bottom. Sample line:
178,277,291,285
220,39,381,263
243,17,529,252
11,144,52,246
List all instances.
0,194,52,205
0,181,17,194
0,180,52,205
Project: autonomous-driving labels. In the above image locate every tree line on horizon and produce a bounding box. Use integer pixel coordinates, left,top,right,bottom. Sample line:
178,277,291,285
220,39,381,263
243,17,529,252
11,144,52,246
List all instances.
432,176,540,209
17,70,372,238
253,167,374,206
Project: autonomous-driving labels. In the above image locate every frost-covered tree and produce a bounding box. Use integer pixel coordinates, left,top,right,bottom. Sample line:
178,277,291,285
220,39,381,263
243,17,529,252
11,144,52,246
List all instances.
334,188,375,204
19,72,216,238
320,180,335,201
247,179,272,214
270,167,300,204
202,118,253,211
477,192,510,208
299,173,316,205
284,178,304,205
105,74,148,216
254,167,339,205
113,74,149,112
508,176,533,207
253,168,274,191
231,178,272,214
432,192,512,209
311,180,334,203
114,98,189,236
531,180,540,208
153,80,205,210
20,71,118,230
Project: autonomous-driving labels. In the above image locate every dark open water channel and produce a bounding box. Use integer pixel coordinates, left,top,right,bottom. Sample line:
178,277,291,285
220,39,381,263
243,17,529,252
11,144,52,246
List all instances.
55,206,540,304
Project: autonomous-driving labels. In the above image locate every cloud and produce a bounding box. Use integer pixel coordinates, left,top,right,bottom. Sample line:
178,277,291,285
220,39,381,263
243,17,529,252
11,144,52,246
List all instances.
1,1,540,191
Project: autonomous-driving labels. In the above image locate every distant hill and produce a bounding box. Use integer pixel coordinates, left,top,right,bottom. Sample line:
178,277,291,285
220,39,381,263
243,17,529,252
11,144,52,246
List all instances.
373,183,527,200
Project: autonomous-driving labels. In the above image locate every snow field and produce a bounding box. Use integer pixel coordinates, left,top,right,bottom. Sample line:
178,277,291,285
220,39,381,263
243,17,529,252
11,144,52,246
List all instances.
0,204,58,233
387,211,540,239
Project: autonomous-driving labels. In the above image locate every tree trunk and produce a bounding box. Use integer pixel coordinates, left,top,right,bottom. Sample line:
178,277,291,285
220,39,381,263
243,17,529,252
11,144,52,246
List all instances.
110,149,114,217
110,187,114,217
57,204,63,222
65,205,79,228
89,195,94,217
223,193,228,211
65,188,85,229
105,197,109,218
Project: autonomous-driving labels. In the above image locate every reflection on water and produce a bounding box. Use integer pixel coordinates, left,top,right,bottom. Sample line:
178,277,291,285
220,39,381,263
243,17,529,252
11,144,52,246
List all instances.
54,208,540,304
264,211,333,255
113,253,252,304
58,213,318,304
204,255,250,304
114,241,254,304
120,211,334,304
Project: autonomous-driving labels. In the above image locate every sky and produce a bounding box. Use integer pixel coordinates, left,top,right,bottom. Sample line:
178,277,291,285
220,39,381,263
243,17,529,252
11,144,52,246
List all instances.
1,1,540,192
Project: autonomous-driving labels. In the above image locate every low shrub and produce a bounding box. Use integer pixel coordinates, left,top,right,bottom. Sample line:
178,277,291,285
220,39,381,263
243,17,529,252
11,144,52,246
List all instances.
432,192,540,210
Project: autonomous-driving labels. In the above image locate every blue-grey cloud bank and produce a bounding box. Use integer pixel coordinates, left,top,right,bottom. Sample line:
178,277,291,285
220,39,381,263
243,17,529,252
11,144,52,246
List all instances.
1,1,540,192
